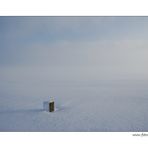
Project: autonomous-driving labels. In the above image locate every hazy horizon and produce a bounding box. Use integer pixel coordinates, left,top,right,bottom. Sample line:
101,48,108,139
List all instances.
1,17,148,83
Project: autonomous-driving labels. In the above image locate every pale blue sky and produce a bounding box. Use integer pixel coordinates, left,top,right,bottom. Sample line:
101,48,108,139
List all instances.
1,17,148,81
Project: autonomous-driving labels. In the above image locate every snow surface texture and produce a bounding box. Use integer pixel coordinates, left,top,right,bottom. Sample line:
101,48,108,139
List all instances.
0,80,148,132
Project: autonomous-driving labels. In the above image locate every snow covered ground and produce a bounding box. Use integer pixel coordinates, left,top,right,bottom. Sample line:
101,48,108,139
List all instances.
0,79,148,132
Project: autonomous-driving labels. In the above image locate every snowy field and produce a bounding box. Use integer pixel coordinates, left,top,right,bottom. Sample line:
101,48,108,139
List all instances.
0,79,148,132
1,17,148,132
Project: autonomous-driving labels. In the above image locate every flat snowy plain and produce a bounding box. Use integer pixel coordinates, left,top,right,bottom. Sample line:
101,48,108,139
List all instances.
0,79,148,132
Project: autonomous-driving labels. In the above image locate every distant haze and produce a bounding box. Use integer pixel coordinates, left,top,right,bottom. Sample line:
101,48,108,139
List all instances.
1,17,148,84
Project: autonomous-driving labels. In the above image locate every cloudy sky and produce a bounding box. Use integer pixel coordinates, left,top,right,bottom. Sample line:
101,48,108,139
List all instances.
1,17,148,83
